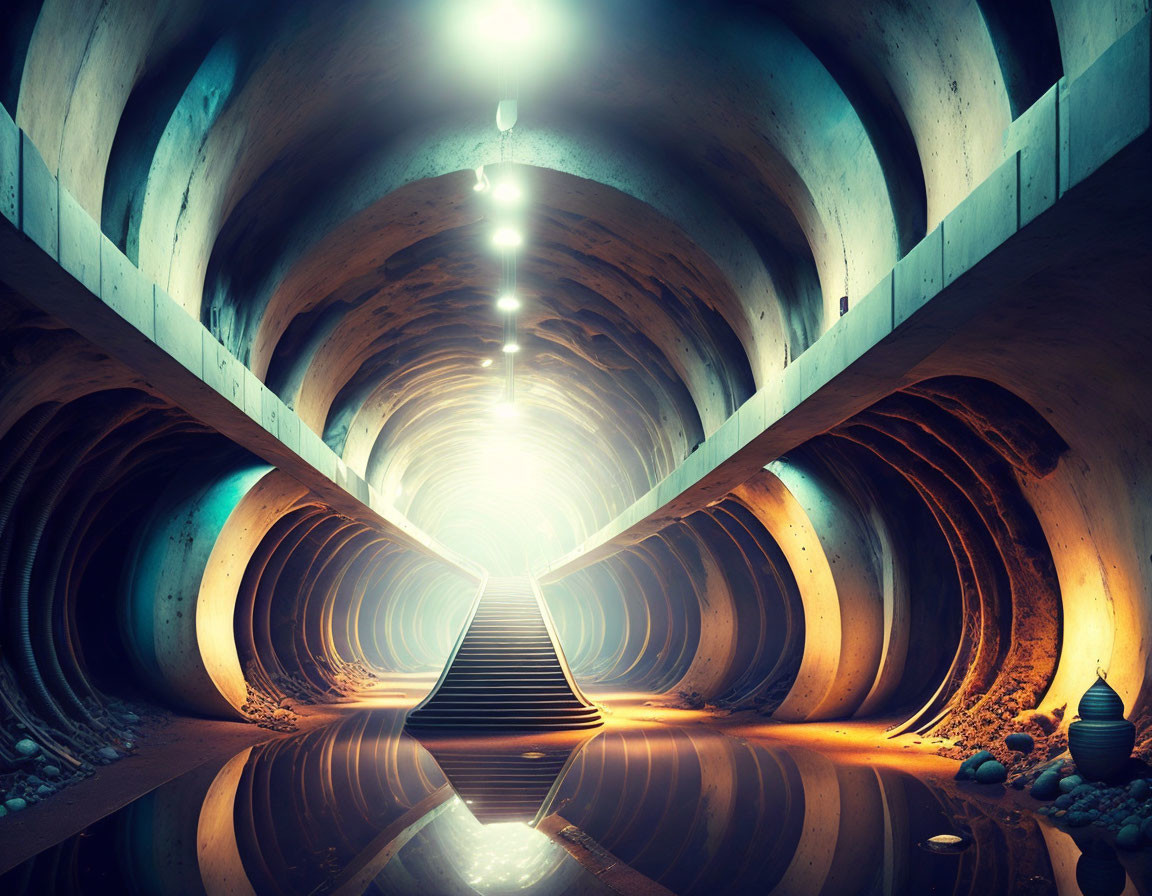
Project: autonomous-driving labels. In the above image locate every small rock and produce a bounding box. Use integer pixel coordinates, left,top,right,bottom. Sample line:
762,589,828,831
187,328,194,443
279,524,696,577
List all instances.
41,765,59,778
4,798,27,812
35,785,53,797
1005,732,1034,753
1010,775,1027,790
97,747,118,762
1116,824,1143,849
1054,794,1074,809
975,761,1008,784
14,739,39,757
120,712,140,725
0,805,6,818
1059,775,1084,794
956,750,994,780
1032,773,1061,800
1121,815,1141,827
1066,811,1091,827
1129,779,1150,800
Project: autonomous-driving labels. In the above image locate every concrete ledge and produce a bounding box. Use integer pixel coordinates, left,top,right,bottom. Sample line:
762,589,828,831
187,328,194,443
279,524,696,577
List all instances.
59,183,100,294
1066,15,1151,189
1009,82,1059,227
100,234,154,339
20,132,56,259
894,224,941,328
0,106,16,226
155,286,204,376
943,153,1019,287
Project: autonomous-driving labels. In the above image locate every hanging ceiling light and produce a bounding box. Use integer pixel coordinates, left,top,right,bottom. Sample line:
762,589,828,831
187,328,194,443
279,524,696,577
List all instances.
496,293,521,312
502,341,521,353
492,227,523,249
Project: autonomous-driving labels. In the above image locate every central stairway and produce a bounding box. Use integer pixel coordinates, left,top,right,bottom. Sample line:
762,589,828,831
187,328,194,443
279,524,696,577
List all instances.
405,576,602,731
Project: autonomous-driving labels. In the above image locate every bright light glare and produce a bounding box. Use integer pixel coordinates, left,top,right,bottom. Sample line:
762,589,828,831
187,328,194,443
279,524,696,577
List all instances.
433,802,559,893
492,227,523,249
494,401,517,418
470,0,538,50
492,179,522,203
496,293,521,312
479,358,494,368
502,342,520,353
472,165,489,192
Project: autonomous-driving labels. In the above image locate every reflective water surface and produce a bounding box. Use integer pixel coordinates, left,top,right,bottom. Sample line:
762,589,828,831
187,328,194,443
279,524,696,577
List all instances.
2,710,1145,895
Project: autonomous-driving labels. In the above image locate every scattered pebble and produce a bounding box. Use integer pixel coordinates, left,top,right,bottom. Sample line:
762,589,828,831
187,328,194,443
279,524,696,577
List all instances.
4,798,27,812
14,738,39,757
1116,824,1143,849
1005,732,1034,753
1059,774,1083,794
1031,772,1061,800
955,750,994,780
96,747,118,762
975,760,1008,784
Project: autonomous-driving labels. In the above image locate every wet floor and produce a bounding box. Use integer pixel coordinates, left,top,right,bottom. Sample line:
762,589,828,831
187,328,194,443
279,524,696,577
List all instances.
1,710,1146,895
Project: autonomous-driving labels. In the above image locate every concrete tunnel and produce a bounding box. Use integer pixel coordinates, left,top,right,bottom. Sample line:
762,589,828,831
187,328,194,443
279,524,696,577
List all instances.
0,0,1150,892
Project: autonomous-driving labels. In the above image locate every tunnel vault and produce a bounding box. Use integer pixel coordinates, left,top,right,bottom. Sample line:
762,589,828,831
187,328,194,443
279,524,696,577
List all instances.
0,0,1148,802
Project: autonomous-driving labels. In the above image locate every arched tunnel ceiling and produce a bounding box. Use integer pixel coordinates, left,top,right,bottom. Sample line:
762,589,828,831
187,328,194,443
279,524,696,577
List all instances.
4,0,1140,574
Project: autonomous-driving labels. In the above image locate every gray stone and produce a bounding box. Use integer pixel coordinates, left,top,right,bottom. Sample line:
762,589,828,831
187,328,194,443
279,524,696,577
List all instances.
41,765,59,778
4,798,26,812
1116,824,1142,849
1054,794,1074,809
1004,732,1034,753
1031,773,1061,800
1066,811,1091,827
1129,779,1150,799
975,760,1008,784
35,785,53,797
0,804,6,818
956,749,994,780
97,746,118,761
1059,774,1083,793
14,738,39,756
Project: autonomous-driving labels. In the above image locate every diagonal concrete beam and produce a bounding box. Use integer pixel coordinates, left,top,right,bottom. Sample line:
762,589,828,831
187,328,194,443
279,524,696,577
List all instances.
536,814,677,896
536,19,1150,583
0,101,482,582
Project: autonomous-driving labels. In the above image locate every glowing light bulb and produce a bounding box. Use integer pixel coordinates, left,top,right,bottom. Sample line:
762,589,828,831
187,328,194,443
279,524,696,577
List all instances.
496,293,521,312
480,358,494,368
492,226,523,249
502,341,520,353
494,401,517,418
493,179,522,203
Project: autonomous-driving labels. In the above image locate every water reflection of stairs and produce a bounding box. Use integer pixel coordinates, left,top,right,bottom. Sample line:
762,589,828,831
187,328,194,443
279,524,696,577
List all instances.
426,745,575,824
405,576,602,732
